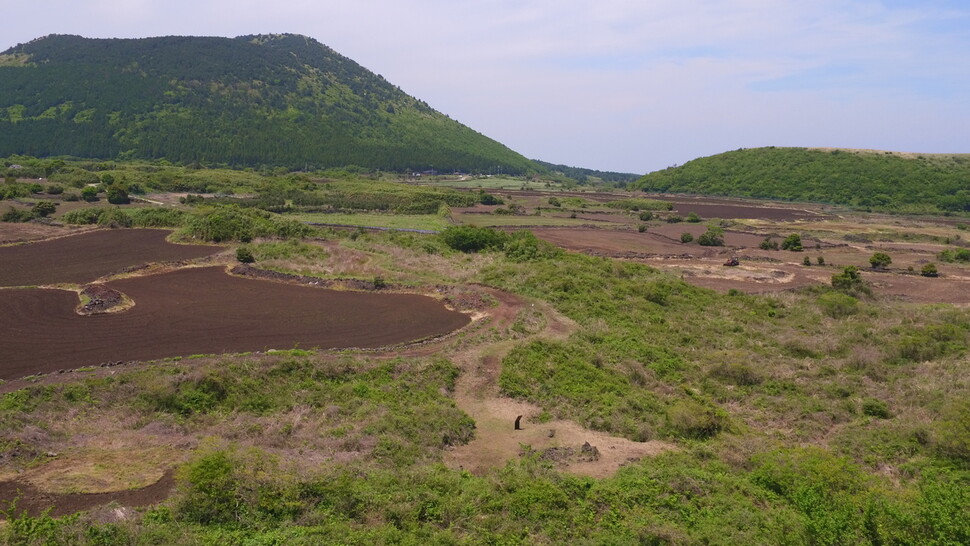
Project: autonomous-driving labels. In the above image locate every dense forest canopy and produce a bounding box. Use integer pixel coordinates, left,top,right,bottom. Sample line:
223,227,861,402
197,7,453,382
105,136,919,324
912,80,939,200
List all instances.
634,147,970,213
0,34,539,174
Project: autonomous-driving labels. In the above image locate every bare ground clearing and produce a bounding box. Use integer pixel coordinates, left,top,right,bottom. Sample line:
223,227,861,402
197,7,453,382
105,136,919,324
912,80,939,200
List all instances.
0,266,470,380
0,228,221,287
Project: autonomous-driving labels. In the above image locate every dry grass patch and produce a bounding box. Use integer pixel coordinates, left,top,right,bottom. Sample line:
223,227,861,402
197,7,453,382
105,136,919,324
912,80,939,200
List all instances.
22,447,180,494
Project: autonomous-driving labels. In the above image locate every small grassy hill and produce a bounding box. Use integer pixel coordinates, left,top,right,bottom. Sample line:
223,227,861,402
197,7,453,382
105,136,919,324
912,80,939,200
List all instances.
633,147,970,213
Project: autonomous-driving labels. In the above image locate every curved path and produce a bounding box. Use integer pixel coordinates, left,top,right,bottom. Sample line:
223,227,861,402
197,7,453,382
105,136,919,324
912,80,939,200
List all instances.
444,291,676,478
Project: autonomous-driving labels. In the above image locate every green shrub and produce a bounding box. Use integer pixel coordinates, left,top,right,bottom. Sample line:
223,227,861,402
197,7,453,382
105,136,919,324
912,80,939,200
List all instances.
180,206,309,242
832,266,870,296
933,399,970,463
503,231,562,262
921,263,939,277
31,201,56,217
937,248,970,263
666,215,683,223
236,246,255,263
680,232,694,243
760,237,779,250
62,208,104,225
637,224,647,233
781,233,803,251
869,252,892,269
638,211,653,221
697,226,724,246
97,208,132,228
817,292,859,318
45,184,64,195
686,211,701,223
129,207,186,227
666,399,728,439
1,207,33,222
803,256,812,266
105,185,130,205
80,186,99,202
439,225,508,253
817,256,825,265
862,398,892,419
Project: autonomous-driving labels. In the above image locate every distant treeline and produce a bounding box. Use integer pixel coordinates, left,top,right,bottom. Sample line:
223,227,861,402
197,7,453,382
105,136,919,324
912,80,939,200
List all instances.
533,160,641,186
634,147,970,213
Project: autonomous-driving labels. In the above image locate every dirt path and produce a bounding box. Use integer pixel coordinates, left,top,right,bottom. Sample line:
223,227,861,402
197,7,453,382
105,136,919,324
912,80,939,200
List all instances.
444,292,676,478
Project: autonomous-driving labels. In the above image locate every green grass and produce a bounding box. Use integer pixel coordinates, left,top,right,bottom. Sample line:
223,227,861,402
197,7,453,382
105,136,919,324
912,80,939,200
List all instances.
286,212,452,231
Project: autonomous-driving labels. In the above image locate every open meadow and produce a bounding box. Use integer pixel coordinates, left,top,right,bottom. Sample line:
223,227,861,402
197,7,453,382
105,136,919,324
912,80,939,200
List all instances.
0,174,968,544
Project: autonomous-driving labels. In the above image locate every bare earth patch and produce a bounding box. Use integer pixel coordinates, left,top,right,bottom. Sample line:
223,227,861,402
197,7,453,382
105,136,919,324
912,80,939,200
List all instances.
444,292,677,478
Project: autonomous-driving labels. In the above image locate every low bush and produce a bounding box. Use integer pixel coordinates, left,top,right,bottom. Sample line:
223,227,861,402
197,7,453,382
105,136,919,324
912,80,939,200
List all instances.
782,233,803,251
937,248,970,263
680,232,693,243
697,226,725,246
921,263,939,277
760,237,780,250
1,207,34,222
817,292,859,318
439,225,508,253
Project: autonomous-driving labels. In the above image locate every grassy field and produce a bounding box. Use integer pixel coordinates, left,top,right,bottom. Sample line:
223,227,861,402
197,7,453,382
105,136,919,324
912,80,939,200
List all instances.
456,213,614,227
286,212,453,232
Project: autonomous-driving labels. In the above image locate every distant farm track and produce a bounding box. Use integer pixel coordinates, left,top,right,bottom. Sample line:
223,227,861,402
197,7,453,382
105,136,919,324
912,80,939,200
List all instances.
0,266,470,380
0,229,220,287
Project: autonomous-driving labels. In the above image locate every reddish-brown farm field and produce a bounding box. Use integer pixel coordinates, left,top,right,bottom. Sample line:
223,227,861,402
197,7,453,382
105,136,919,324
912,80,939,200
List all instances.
0,229,221,287
0,266,470,380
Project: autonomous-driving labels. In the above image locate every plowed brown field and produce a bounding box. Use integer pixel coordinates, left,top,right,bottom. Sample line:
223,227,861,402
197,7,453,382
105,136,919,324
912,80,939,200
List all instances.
0,266,469,380
0,229,220,287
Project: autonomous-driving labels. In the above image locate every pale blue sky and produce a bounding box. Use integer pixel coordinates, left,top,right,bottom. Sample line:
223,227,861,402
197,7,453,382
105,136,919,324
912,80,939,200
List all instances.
3,0,968,173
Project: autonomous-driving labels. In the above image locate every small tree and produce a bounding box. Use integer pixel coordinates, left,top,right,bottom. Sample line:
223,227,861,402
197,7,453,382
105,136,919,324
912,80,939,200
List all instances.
31,201,57,217
680,232,694,243
921,263,939,277
781,233,803,251
803,256,812,266
832,265,870,296
869,252,892,269
817,256,825,266
106,185,130,205
236,246,255,263
697,226,724,247
81,186,99,202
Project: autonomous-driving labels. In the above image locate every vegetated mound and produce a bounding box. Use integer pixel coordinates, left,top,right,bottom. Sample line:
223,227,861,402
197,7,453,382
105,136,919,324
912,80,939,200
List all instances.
0,228,219,287
0,266,470,380
0,34,537,174
634,147,970,212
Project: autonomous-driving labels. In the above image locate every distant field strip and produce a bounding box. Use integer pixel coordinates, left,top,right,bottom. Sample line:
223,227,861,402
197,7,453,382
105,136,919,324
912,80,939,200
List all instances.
288,213,452,232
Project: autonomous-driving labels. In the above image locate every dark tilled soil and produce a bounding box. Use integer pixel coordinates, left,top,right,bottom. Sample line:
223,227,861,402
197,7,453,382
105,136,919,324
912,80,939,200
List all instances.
0,266,470,380
0,229,220,287
0,469,175,519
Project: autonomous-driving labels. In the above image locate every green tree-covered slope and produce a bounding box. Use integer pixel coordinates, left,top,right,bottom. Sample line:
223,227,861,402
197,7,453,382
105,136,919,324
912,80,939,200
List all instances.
0,34,538,173
634,147,970,212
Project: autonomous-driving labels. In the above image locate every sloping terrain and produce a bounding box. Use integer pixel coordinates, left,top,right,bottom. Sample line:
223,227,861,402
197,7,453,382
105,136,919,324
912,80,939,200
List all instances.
0,34,537,173
634,147,970,212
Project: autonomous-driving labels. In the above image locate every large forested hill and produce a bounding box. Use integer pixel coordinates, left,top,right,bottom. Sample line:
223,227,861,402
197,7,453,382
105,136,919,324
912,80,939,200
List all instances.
633,147,970,212
0,34,537,173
